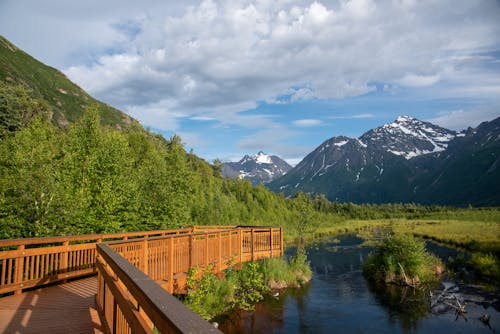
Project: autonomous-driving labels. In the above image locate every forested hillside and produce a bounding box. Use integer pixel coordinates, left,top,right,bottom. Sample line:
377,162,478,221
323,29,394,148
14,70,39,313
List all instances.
0,80,327,238
0,35,135,129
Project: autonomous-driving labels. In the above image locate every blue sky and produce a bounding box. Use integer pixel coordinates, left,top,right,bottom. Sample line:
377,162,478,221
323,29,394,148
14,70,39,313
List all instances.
1,0,499,165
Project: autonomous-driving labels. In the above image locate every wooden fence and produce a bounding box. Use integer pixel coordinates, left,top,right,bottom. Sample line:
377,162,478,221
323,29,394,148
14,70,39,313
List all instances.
0,228,192,295
0,226,283,295
95,226,282,333
1,226,283,333
104,227,283,293
96,243,222,334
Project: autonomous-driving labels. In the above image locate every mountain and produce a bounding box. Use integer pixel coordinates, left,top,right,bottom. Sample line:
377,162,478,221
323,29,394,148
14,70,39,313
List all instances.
222,151,292,185
0,35,135,128
268,116,500,206
359,115,458,159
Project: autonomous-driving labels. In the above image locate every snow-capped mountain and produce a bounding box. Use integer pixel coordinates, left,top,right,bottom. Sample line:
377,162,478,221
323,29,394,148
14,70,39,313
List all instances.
222,151,292,186
268,116,500,206
360,115,458,159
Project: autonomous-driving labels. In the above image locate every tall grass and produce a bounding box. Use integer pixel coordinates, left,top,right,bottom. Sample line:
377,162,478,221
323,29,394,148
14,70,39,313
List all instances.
363,234,443,285
183,253,312,320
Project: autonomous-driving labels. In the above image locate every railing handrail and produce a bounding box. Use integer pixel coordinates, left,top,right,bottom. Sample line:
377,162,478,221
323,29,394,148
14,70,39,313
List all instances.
0,228,194,248
96,243,221,334
104,226,280,247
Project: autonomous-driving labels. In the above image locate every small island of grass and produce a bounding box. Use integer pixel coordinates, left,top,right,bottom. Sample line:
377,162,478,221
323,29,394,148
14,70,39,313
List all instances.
363,234,443,287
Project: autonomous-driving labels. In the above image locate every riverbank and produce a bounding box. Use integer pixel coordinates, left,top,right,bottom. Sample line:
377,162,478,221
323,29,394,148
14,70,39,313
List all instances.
182,251,312,321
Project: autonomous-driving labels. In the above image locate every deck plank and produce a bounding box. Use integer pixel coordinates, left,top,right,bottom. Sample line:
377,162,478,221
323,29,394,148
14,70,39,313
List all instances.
0,276,104,334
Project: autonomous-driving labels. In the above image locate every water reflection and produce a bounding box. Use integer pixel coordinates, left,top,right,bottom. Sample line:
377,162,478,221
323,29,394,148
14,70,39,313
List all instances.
367,280,434,331
219,235,500,334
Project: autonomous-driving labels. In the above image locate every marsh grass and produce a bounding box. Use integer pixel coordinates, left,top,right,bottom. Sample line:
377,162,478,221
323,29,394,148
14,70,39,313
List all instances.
363,234,443,285
183,254,312,320
307,218,500,253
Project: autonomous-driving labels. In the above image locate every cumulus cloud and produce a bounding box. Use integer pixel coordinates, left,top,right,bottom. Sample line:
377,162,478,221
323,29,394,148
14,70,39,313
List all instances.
57,0,500,131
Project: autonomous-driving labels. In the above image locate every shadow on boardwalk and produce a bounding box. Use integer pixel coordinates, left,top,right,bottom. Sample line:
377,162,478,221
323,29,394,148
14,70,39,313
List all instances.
0,276,103,334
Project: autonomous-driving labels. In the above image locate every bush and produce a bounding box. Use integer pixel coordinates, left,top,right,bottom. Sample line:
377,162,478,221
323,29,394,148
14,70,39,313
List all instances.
363,234,442,285
184,262,269,320
260,249,312,288
468,253,500,280
184,254,312,320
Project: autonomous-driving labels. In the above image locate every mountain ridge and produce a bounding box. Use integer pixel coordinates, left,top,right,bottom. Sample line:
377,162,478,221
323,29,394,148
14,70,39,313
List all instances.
222,151,292,185
268,115,500,206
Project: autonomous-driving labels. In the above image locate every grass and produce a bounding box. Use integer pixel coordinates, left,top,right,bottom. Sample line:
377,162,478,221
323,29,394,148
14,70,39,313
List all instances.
183,252,312,320
363,234,443,285
302,218,500,253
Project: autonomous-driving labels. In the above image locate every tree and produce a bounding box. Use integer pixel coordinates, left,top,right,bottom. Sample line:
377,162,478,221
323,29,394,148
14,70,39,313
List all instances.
0,81,50,138
292,192,320,251
0,116,62,236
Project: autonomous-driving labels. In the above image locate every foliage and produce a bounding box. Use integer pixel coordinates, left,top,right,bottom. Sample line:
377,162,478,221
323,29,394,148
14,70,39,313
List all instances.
184,263,269,320
363,234,442,285
468,253,500,281
184,255,312,320
0,81,51,138
260,248,312,288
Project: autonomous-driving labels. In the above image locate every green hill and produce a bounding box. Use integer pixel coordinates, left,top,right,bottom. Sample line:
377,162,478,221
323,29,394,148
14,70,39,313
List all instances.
0,35,135,128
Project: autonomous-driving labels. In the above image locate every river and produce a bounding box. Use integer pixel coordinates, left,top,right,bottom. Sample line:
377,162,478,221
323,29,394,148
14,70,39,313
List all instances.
219,234,500,333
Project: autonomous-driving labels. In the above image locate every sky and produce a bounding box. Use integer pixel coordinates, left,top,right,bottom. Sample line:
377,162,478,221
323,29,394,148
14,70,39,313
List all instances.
1,0,500,165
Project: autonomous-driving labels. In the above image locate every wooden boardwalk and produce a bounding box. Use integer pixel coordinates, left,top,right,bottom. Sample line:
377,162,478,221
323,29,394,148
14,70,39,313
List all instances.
0,275,103,334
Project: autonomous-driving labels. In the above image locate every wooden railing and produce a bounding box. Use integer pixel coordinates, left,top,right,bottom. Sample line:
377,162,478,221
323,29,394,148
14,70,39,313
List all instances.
0,226,283,334
104,227,283,293
96,243,221,334
96,226,282,333
0,228,192,295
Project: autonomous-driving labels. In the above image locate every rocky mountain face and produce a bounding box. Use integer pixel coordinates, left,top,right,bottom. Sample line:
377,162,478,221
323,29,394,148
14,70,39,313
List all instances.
268,116,500,206
222,151,292,186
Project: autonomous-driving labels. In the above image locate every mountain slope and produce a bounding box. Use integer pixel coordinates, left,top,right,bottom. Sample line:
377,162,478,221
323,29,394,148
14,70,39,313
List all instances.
222,151,292,185
411,117,500,206
268,116,500,206
360,115,457,159
0,35,135,128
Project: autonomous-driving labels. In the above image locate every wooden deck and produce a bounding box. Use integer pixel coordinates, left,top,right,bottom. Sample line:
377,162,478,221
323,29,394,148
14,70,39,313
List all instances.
0,275,103,334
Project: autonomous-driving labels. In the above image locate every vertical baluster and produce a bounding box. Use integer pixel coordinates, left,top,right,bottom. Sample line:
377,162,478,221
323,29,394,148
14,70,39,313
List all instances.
14,245,25,294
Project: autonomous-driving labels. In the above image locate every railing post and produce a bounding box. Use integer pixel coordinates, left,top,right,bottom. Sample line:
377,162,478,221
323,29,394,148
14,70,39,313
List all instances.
189,235,193,269
204,234,209,268
142,236,148,275
251,228,255,261
280,228,284,256
14,244,25,295
218,232,222,271
238,229,243,267
269,228,273,258
168,237,174,293
61,240,69,282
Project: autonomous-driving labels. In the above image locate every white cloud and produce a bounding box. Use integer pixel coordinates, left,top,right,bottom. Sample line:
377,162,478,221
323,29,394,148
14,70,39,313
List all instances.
54,0,499,130
428,108,500,131
331,113,375,119
293,119,323,127
397,73,440,87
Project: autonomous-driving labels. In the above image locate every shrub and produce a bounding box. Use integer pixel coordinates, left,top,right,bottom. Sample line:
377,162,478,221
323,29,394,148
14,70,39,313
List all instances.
260,249,312,288
363,234,442,285
184,262,269,320
468,253,500,280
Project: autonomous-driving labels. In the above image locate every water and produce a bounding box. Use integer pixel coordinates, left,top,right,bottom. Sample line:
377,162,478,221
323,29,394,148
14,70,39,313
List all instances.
219,234,500,333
